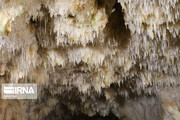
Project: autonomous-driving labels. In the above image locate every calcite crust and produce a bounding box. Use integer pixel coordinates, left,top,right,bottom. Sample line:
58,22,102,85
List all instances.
0,0,179,120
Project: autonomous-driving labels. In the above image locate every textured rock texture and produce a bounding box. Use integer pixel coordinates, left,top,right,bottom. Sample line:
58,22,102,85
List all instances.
0,0,179,120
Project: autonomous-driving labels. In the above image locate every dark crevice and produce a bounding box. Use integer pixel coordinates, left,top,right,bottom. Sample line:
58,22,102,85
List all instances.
104,2,131,48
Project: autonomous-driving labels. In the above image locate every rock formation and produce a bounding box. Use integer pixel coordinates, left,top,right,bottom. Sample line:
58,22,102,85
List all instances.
0,0,179,120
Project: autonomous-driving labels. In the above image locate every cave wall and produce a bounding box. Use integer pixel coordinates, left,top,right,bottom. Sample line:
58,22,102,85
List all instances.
0,0,180,120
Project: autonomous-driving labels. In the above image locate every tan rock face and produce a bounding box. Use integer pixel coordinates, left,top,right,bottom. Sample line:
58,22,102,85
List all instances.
0,0,179,120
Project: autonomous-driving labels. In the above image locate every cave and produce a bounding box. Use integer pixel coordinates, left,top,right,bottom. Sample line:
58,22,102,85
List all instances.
0,0,180,120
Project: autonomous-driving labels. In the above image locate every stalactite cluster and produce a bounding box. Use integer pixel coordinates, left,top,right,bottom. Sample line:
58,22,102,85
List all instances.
0,0,179,120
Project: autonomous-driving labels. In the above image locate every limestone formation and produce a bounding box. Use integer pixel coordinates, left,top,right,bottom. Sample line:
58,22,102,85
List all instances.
0,0,179,120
